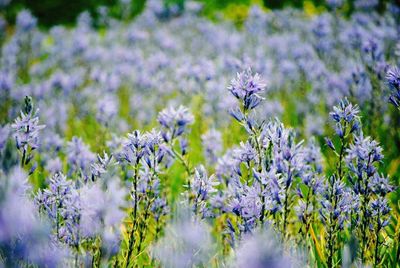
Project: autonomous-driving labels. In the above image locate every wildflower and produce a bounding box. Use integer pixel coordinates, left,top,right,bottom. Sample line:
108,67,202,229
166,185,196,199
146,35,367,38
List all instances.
201,129,222,165
329,98,360,125
228,68,266,112
192,165,219,200
1,169,68,267
235,228,298,268
386,65,400,108
152,206,214,268
66,137,95,175
157,105,194,142
12,96,45,167
16,10,37,32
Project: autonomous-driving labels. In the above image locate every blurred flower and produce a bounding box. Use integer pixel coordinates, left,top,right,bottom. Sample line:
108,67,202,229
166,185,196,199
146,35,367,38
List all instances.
152,206,214,268
235,228,298,268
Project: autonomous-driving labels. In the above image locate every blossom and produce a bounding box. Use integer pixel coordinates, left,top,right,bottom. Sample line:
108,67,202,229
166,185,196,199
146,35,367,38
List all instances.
386,65,400,108
152,207,214,268
235,229,298,268
122,130,147,164
12,109,45,151
192,165,219,201
228,68,266,111
201,129,222,165
66,137,95,174
1,169,68,267
16,10,37,32
329,98,359,124
157,105,194,141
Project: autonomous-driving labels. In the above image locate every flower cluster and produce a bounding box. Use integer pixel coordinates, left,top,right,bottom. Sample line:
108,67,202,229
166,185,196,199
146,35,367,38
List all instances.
0,3,399,267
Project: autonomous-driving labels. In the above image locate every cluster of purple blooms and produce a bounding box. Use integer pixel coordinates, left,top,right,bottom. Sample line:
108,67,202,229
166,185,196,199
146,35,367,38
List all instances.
0,1,399,267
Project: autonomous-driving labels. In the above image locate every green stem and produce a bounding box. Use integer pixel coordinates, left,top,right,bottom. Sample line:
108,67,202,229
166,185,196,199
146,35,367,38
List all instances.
125,163,140,268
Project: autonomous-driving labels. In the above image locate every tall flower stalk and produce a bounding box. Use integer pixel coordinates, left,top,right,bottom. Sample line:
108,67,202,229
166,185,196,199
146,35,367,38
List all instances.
12,96,45,169
323,98,360,267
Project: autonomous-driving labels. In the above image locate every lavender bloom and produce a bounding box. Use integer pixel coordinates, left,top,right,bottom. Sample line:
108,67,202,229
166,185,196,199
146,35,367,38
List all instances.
370,173,392,196
1,168,68,267
369,174,392,227
151,197,169,222
329,98,360,139
157,105,194,142
66,137,95,176
192,165,219,200
234,228,298,268
16,10,37,32
45,157,63,174
35,173,74,230
201,129,222,165
143,129,165,171
58,190,81,247
191,165,219,216
79,180,126,255
228,68,266,113
239,185,262,220
122,130,147,164
12,97,45,153
386,65,400,108
346,134,383,193
96,94,119,125
319,178,352,229
329,98,360,125
228,68,266,100
152,207,214,268
235,141,256,166
90,151,115,180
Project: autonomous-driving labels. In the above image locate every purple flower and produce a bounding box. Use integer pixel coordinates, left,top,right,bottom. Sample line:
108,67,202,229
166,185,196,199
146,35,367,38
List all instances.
235,228,298,268
157,105,194,141
122,130,147,164
235,141,256,165
201,129,222,165
1,169,68,267
386,65,400,108
12,109,45,152
192,165,219,201
228,68,266,99
66,137,95,175
152,207,214,268
16,10,37,32
329,98,359,124
228,68,266,111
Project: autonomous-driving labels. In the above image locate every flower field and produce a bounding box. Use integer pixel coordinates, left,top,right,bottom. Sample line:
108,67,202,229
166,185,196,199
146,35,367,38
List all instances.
1,1,400,267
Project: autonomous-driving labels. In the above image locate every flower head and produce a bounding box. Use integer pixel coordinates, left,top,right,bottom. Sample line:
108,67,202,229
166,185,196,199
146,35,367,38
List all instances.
228,68,266,111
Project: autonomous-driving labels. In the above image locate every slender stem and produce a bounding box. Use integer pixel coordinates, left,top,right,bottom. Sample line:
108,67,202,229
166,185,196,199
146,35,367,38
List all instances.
56,187,60,239
169,142,193,204
282,177,291,238
170,145,192,177
136,198,154,254
21,148,26,167
327,128,347,267
125,163,140,268
374,213,381,267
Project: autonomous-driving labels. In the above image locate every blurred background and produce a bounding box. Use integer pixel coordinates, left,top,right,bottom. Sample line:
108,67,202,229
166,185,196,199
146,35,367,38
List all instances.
1,0,399,27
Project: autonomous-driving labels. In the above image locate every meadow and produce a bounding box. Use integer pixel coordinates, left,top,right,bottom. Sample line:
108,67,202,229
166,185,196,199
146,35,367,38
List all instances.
1,0,400,267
